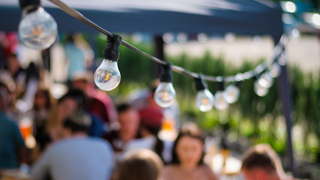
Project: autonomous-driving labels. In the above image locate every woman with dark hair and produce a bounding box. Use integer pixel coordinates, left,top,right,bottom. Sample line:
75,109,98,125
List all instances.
27,86,56,130
162,129,218,180
123,107,164,160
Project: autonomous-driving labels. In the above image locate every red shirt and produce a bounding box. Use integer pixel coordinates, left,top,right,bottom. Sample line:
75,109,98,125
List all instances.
87,90,117,124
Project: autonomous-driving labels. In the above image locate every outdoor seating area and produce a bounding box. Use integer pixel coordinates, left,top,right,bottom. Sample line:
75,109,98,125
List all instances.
1,0,320,180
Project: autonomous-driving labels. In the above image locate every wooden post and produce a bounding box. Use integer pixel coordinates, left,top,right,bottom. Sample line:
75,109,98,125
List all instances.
274,35,296,176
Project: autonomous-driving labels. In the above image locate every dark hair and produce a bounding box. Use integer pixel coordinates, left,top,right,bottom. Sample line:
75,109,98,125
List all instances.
117,103,133,114
140,124,164,160
25,62,40,84
33,87,55,111
241,146,277,172
59,89,86,107
170,130,205,165
118,149,163,180
66,34,75,43
63,111,91,134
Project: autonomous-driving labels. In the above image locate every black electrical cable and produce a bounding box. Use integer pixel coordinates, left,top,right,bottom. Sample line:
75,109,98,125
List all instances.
48,0,288,82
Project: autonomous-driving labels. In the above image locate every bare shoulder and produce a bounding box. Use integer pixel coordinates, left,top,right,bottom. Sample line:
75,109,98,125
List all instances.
200,164,218,180
163,165,178,173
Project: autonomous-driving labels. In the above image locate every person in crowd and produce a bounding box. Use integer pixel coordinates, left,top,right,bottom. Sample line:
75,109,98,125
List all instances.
162,129,218,180
19,62,40,109
0,82,27,169
40,89,104,144
31,111,114,180
26,86,56,132
64,34,93,82
241,144,299,180
123,107,164,159
117,149,163,180
103,103,140,160
0,32,18,67
71,72,117,127
0,71,16,120
45,89,84,142
6,54,26,96
33,89,104,162
64,34,86,82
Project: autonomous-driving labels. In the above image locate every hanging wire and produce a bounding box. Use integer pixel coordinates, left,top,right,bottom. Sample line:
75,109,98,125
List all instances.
48,0,288,82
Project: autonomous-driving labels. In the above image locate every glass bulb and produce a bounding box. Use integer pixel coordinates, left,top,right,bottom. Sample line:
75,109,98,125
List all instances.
94,59,121,91
258,72,273,88
214,91,228,110
154,83,176,108
196,89,214,112
254,81,268,97
270,63,281,78
225,84,240,104
18,7,57,50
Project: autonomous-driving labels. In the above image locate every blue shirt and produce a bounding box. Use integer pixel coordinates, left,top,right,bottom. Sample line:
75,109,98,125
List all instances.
31,137,114,180
0,112,25,169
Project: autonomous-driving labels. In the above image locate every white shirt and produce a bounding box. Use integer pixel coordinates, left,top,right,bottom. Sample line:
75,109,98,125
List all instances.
31,137,114,180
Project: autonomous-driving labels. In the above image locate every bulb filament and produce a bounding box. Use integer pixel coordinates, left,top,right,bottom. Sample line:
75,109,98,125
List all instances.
31,25,42,36
105,73,110,81
201,98,208,105
163,92,168,100
105,60,112,81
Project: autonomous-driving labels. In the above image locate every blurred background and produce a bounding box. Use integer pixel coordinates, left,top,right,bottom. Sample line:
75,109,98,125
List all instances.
1,0,320,179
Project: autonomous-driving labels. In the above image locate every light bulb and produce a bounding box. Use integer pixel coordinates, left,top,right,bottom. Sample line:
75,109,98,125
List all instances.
225,84,240,104
258,72,273,88
196,89,214,112
270,63,281,78
18,7,57,50
94,59,121,91
254,81,268,97
214,91,228,110
154,82,176,107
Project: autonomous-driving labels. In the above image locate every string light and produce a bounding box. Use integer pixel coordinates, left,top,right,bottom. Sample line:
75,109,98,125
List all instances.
270,62,281,78
215,82,229,110
94,35,122,91
18,0,57,50
254,75,268,97
224,82,240,104
25,0,290,111
154,63,176,108
258,71,274,88
195,75,215,112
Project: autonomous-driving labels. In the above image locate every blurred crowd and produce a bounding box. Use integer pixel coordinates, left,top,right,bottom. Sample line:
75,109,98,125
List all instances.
0,32,298,180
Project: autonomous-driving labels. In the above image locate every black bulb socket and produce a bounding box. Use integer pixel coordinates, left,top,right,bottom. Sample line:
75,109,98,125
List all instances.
159,63,173,83
195,75,207,92
103,34,122,62
218,81,225,91
234,81,241,87
19,0,40,10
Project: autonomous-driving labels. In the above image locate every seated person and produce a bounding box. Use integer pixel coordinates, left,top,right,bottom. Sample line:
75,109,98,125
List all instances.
103,103,140,160
123,107,164,159
71,72,117,126
117,149,163,180
0,82,27,169
162,128,218,180
241,144,299,180
31,111,114,180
